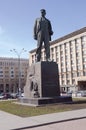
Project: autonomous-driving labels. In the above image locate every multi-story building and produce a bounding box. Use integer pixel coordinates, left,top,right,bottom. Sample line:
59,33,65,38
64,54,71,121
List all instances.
0,57,29,93
29,27,86,92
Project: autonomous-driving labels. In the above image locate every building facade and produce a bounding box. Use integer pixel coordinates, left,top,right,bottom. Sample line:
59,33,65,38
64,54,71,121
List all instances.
29,27,86,92
0,57,29,93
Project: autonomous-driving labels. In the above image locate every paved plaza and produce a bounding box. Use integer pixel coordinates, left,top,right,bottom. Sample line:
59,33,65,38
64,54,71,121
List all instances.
0,108,86,130
24,118,86,130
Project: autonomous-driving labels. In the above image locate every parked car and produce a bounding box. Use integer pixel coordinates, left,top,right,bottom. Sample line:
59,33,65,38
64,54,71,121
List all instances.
0,93,4,100
67,91,72,96
60,92,67,96
3,93,13,99
10,93,17,99
21,93,24,97
76,91,86,97
0,93,13,99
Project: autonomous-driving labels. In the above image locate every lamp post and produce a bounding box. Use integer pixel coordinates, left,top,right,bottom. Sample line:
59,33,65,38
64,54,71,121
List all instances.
10,48,27,97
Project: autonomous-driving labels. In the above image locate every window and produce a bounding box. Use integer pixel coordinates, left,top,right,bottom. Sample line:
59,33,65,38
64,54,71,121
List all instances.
71,60,74,65
77,72,81,77
60,45,63,50
76,38,80,44
62,80,65,85
72,73,76,77
51,48,54,53
0,62,2,65
56,58,59,62
61,62,64,67
77,65,81,70
65,49,68,54
70,42,73,47
62,74,65,78
70,54,73,58
65,55,68,60
83,58,86,62
70,48,73,52
81,36,86,42
66,67,70,71
11,75,14,77
82,50,86,55
76,46,79,51
11,71,14,74
83,64,86,69
0,71,3,73
65,42,69,48
60,51,63,55
55,46,58,52
0,75,3,77
72,79,75,84
83,71,86,76
76,52,80,57
67,80,70,85
61,57,63,61
56,52,58,57
61,68,64,72
32,55,34,63
71,40,75,44
71,66,75,71
66,73,69,78
82,43,86,49
66,62,69,66
77,59,80,64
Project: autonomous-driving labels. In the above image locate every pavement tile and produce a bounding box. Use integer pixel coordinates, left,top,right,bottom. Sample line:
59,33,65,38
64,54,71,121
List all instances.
0,109,86,130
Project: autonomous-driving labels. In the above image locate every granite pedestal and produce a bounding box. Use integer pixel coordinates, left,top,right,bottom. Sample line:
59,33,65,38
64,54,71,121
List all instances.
19,61,72,106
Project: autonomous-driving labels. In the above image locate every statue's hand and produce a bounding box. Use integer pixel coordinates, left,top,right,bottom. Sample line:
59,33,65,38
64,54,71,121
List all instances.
34,35,37,40
50,31,53,35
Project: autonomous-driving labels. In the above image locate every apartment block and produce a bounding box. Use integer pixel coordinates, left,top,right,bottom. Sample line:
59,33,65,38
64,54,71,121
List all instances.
29,27,86,92
0,57,29,93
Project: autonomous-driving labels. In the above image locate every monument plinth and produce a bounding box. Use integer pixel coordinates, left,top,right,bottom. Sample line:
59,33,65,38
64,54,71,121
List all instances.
19,61,72,106
24,61,60,98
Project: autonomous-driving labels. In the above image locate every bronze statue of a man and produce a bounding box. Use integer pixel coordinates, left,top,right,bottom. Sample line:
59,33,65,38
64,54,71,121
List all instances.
33,9,53,62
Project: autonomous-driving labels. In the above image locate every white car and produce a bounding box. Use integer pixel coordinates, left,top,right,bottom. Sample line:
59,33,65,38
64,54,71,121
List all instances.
0,93,4,99
76,91,86,97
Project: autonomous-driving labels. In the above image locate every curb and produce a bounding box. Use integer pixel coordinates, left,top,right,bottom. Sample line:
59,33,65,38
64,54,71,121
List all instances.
12,116,86,130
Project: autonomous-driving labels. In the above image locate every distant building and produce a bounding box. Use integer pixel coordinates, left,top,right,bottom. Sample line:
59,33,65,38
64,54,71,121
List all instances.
29,27,86,92
0,57,29,93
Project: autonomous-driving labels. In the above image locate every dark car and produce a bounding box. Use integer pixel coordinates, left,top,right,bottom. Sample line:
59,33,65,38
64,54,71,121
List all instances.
1,93,13,99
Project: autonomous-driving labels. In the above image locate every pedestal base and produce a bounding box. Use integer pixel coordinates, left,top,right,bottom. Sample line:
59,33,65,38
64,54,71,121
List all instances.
22,61,72,106
19,96,72,106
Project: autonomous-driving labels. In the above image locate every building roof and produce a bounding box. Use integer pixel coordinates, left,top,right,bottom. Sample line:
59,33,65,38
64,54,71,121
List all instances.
0,57,28,61
30,26,86,53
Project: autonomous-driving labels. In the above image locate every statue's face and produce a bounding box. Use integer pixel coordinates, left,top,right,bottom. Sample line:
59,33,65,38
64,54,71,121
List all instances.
41,11,46,17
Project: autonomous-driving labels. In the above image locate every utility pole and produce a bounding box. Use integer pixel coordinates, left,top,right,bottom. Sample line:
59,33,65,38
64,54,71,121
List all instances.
10,48,27,97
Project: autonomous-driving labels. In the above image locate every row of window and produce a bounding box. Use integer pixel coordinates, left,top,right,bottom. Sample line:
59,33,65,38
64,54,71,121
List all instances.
54,36,86,52
61,72,86,85
31,36,86,64
61,71,86,79
0,61,28,67
0,75,25,78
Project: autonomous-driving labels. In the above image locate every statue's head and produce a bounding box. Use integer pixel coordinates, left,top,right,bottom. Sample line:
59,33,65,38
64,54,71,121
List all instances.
40,9,46,16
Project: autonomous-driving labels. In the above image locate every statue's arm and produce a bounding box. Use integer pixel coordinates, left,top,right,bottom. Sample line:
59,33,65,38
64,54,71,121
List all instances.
48,20,53,35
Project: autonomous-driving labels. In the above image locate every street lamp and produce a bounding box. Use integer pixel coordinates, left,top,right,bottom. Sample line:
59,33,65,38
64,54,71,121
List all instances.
10,48,27,97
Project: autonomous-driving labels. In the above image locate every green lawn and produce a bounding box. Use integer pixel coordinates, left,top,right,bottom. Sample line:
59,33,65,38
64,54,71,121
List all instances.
0,98,86,117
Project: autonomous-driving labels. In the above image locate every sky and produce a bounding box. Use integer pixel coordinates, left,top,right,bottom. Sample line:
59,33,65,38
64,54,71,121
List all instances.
0,0,86,59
